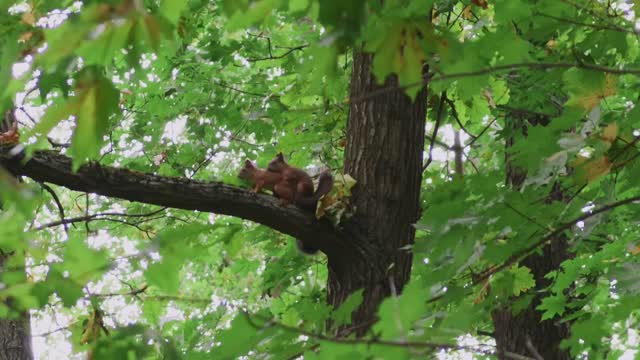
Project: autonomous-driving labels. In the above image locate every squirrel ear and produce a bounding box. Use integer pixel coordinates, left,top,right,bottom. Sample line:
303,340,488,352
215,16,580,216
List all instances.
244,159,253,167
276,152,284,161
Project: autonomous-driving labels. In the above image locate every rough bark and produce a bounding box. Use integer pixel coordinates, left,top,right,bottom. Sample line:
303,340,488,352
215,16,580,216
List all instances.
328,52,427,335
0,112,32,360
0,312,31,360
0,248,32,360
492,117,571,360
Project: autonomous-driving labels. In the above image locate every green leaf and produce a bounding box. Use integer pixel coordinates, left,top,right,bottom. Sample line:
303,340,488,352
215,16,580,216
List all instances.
160,0,188,25
91,325,154,360
226,0,284,31
537,294,567,320
212,314,263,358
493,0,532,24
62,235,110,281
69,67,120,170
145,258,182,293
512,266,535,296
331,289,363,327
33,269,84,307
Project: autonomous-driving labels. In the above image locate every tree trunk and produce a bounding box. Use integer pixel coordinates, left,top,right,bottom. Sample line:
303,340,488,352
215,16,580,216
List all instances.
492,117,571,360
491,242,571,360
0,110,33,360
327,52,427,335
0,252,33,360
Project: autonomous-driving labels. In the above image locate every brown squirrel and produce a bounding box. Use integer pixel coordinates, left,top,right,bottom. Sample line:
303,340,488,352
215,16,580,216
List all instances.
237,159,283,195
239,154,333,255
0,109,19,144
237,159,309,207
267,152,334,211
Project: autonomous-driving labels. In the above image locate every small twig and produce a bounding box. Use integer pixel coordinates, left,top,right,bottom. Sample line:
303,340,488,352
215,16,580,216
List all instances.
244,312,496,353
525,336,544,360
466,117,497,148
423,91,446,171
35,208,167,231
504,203,547,230
246,44,308,62
559,0,632,31
476,194,640,282
444,95,477,139
611,135,640,163
21,87,38,106
92,284,149,298
143,295,212,304
463,152,480,174
453,130,464,178
33,325,75,337
535,11,633,33
213,81,268,98
37,182,68,235
497,105,558,119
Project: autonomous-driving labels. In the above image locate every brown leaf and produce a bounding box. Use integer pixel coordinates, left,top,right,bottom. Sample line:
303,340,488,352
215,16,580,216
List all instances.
21,12,35,25
600,122,618,145
471,0,489,9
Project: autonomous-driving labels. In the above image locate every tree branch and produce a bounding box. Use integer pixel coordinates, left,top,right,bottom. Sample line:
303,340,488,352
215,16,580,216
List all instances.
244,312,496,353
0,146,350,258
37,182,68,234
476,193,640,282
246,44,308,62
535,11,632,33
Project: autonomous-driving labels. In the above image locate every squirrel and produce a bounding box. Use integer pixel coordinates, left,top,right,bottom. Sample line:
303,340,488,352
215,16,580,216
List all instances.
0,109,19,145
239,154,334,255
237,159,283,195
266,152,334,211
237,159,305,207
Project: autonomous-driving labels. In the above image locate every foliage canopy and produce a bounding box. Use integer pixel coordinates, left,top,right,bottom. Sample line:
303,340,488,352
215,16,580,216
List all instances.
1,0,640,359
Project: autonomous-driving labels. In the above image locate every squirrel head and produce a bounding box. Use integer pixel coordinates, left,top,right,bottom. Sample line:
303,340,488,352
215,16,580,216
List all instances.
267,152,286,172
237,159,255,180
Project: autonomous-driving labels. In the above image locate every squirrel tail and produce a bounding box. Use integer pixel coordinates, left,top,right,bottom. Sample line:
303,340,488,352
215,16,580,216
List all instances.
295,171,334,210
294,171,333,255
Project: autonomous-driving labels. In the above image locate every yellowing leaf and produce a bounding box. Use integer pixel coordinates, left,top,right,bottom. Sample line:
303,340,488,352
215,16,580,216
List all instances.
19,31,33,42
545,39,557,52
462,5,473,19
574,156,611,184
564,69,618,112
600,122,618,145
367,21,428,100
603,74,617,97
21,11,35,25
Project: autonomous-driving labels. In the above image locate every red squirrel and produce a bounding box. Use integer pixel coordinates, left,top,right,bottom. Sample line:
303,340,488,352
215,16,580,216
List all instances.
0,110,19,144
267,152,333,211
237,159,283,194
239,154,333,255
237,159,305,206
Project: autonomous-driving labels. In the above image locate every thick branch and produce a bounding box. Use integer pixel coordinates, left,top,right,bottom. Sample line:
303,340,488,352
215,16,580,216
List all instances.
0,146,352,258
